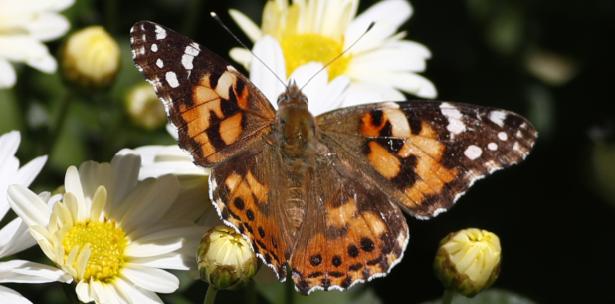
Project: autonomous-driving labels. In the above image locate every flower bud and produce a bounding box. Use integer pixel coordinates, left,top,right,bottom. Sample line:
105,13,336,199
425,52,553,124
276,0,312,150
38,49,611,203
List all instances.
124,83,166,130
62,26,120,88
434,228,501,297
197,225,258,290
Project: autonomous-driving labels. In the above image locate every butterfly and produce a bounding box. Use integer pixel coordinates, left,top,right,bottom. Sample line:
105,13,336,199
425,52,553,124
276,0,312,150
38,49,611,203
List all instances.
130,21,537,294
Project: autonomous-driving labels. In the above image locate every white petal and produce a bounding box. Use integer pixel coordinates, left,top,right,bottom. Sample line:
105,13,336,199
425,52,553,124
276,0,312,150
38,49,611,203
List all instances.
7,185,51,227
229,47,253,70
15,155,47,187
379,72,438,98
108,154,140,208
122,264,179,293
0,285,32,304
0,58,17,88
0,36,57,73
25,12,70,41
345,0,412,53
348,45,427,74
76,281,93,303
228,9,263,42
311,76,350,115
341,82,405,107
0,217,35,258
0,131,20,168
125,226,203,258
113,277,163,304
119,175,179,234
129,253,193,271
64,166,85,206
91,280,122,304
0,259,70,283
90,185,107,221
250,36,287,105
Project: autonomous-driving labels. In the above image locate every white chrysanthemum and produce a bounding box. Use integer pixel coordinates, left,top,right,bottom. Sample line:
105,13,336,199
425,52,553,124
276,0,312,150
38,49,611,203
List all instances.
0,131,70,304
8,154,205,304
229,0,436,109
0,0,74,88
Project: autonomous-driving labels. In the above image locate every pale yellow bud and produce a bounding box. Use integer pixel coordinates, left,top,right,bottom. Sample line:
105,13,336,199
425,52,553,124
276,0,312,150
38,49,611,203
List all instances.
62,26,120,87
125,83,166,130
197,225,258,290
434,228,501,297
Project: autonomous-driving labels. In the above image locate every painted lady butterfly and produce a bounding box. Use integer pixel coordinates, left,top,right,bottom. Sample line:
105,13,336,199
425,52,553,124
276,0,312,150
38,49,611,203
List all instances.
130,21,537,294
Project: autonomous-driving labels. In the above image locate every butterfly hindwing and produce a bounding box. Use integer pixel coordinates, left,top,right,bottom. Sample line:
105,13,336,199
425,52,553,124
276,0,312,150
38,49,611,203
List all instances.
130,21,276,166
289,145,409,294
317,101,537,218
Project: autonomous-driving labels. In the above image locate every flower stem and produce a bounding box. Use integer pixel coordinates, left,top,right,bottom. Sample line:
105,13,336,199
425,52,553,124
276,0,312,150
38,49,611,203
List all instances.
442,289,455,304
245,279,257,304
204,284,218,304
285,268,294,304
48,90,72,159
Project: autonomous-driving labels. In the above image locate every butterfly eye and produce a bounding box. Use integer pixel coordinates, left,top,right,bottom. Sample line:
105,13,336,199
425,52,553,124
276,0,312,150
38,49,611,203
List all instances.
277,95,289,105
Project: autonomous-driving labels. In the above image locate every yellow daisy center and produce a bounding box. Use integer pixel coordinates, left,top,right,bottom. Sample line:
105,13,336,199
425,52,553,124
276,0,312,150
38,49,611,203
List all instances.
280,33,351,80
62,220,128,282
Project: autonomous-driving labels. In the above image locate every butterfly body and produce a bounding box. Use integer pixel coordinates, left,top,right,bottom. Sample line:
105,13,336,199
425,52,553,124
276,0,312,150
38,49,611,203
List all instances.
130,21,537,294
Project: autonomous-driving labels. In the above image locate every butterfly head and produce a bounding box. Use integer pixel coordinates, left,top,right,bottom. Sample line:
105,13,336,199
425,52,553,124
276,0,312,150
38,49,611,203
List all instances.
277,81,307,108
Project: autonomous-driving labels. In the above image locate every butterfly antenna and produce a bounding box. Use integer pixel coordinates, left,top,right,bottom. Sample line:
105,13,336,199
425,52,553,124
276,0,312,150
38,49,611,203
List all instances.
300,22,375,91
210,12,287,88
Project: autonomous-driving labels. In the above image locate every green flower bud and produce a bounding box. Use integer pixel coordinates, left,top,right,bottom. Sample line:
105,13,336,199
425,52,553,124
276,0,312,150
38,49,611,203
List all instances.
197,225,258,290
62,26,120,88
434,228,501,297
124,83,166,130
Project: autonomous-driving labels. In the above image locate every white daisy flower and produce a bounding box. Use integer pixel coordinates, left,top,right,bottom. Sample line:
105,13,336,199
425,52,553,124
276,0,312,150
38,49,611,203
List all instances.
0,131,70,304
229,0,437,108
0,0,74,88
8,154,205,304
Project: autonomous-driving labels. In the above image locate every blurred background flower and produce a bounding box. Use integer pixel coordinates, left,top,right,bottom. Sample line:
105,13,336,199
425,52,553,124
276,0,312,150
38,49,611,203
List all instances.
124,83,166,130
0,0,74,88
61,26,120,88
7,154,205,303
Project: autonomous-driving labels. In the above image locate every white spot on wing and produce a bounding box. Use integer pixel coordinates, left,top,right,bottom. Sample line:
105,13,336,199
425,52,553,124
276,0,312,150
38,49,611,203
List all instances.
151,44,158,52
156,58,164,68
464,145,483,160
182,54,193,70
155,25,167,40
488,143,498,151
498,132,508,141
165,71,179,88
489,110,507,127
440,103,466,135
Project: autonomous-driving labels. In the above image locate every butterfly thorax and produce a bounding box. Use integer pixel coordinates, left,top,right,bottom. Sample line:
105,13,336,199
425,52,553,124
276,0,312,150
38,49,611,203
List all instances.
276,83,317,158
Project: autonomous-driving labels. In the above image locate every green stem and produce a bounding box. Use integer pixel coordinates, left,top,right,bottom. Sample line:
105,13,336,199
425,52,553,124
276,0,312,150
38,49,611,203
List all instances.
48,90,72,159
285,268,294,304
245,279,257,304
442,289,455,304
204,284,218,304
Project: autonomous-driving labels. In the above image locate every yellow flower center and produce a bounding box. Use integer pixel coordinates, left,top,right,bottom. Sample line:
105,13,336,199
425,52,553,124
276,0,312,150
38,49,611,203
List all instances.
281,33,351,80
62,220,128,282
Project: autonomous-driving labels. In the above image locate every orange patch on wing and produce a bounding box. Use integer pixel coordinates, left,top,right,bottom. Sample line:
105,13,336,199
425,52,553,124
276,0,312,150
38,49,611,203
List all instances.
219,113,243,145
367,141,401,179
360,112,387,137
246,170,268,203
326,198,357,228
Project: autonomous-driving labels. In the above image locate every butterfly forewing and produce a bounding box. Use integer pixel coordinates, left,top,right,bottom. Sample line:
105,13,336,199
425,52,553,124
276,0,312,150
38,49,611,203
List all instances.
317,101,537,218
130,21,276,166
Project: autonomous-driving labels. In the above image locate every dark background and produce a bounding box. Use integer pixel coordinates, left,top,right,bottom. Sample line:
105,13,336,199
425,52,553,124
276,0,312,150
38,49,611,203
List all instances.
2,0,615,303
